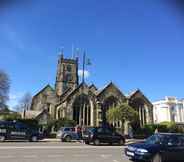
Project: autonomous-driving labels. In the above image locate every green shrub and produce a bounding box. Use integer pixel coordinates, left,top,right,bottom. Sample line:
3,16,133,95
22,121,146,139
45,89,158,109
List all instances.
42,118,77,135
132,127,149,139
144,124,157,135
132,122,184,139
148,122,184,134
1,113,21,120
54,118,76,131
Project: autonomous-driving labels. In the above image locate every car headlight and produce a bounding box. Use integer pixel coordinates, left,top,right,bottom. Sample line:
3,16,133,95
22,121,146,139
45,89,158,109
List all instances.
136,148,148,155
127,146,136,151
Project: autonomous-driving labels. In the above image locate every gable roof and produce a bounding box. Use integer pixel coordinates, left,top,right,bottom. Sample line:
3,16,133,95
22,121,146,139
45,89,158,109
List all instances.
60,87,72,98
33,84,55,98
58,82,98,104
127,89,139,98
23,109,49,120
97,82,125,97
35,109,50,120
23,110,43,119
61,82,88,101
89,84,97,91
128,89,152,106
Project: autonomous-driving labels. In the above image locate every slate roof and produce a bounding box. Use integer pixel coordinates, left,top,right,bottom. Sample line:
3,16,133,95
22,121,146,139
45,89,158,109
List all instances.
96,82,125,97
33,84,55,98
23,110,43,119
23,109,49,120
128,89,152,106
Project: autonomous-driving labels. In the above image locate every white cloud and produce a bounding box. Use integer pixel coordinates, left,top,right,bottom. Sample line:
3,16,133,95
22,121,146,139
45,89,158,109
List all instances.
78,70,90,79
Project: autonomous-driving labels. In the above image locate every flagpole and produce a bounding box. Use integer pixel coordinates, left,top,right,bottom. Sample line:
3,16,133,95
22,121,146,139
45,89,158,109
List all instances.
82,52,86,83
81,51,86,127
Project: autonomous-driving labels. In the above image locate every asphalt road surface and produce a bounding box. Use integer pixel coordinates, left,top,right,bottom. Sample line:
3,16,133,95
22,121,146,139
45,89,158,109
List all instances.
0,142,131,162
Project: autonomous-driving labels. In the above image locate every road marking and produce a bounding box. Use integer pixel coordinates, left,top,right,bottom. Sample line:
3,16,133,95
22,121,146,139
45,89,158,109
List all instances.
0,146,123,150
23,155,37,158
48,154,64,158
113,160,120,162
73,154,88,157
0,155,15,159
101,154,112,158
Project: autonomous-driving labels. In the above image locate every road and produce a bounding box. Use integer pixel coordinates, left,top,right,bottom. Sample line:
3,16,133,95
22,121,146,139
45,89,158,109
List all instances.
0,142,131,162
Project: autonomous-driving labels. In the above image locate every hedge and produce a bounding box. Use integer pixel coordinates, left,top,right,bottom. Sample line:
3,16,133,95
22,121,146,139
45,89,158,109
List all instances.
133,122,184,138
43,118,76,134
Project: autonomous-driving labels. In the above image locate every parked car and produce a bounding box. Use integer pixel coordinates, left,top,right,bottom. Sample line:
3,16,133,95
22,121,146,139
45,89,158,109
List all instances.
83,127,125,145
57,127,79,142
82,127,95,142
125,133,184,162
0,120,41,142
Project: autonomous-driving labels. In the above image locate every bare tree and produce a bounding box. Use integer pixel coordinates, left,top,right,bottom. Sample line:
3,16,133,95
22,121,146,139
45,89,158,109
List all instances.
0,70,10,109
15,92,32,112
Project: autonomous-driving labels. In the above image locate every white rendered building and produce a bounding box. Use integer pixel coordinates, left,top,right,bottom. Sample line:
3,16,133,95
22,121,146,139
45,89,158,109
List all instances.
153,97,184,124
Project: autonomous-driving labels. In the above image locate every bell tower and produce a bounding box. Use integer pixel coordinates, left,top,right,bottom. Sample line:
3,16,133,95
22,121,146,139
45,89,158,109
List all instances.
55,54,79,96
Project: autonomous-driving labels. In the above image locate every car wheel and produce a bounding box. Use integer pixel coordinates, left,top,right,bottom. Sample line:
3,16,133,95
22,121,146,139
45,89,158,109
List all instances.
61,138,64,142
0,136,5,142
31,136,38,142
85,141,89,144
65,136,72,142
151,153,162,162
119,139,125,146
109,142,113,146
93,139,100,146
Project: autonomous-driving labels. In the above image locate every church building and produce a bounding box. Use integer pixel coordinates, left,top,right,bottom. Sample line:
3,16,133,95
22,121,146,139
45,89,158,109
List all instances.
28,54,153,129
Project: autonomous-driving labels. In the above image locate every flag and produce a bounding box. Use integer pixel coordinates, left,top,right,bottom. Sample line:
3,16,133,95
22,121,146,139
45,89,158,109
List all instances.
86,58,92,65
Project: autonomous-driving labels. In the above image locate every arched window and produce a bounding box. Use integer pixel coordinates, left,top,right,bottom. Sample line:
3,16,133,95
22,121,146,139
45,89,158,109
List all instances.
72,94,91,126
102,96,118,125
47,103,50,113
103,96,118,111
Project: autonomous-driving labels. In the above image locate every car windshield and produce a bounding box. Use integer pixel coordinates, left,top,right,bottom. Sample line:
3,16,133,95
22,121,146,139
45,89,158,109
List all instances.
63,128,75,132
145,134,168,145
87,128,95,133
87,128,95,132
145,134,184,146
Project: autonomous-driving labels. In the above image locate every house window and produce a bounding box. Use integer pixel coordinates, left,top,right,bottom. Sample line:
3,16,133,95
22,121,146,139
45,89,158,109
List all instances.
67,65,72,72
47,103,50,113
65,74,73,82
98,112,102,119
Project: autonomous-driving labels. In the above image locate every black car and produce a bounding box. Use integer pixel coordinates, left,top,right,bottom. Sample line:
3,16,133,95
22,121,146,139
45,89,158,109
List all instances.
125,133,184,162
82,127,95,141
83,127,125,145
0,121,41,142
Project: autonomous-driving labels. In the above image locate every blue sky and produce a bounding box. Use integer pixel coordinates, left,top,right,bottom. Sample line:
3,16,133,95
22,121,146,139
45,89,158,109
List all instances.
0,0,184,108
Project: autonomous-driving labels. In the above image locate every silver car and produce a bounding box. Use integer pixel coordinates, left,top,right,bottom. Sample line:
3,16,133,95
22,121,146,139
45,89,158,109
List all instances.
57,127,79,142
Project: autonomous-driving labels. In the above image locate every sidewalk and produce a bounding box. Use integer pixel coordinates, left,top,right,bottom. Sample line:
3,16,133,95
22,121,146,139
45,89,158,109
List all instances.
40,138,145,144
40,138,61,142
